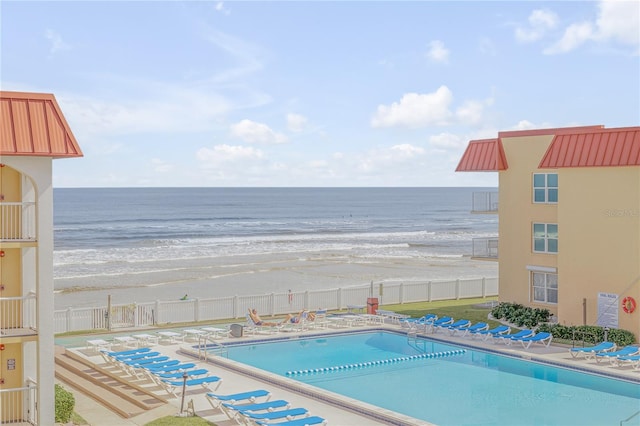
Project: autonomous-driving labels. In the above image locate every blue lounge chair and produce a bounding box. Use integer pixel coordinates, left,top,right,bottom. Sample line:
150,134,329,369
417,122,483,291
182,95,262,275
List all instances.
470,324,510,340
161,374,223,396
613,354,640,369
206,389,271,409
441,319,472,334
241,407,309,423
400,313,437,329
221,399,290,420
155,368,210,379
570,341,616,358
143,360,186,372
255,415,327,426
594,345,640,363
426,316,453,332
515,332,553,349
496,329,534,344
457,322,489,336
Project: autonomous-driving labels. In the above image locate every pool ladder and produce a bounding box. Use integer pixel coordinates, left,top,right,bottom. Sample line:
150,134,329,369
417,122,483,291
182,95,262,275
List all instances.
196,335,228,361
620,410,640,426
407,330,428,353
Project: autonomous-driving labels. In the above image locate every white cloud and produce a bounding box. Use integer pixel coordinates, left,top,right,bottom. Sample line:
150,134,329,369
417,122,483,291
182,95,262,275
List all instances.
596,0,640,46
151,158,174,173
44,29,71,55
512,120,538,130
357,144,426,172
515,9,559,42
230,119,288,144
286,113,308,132
197,144,264,166
426,40,450,63
455,100,486,126
371,86,454,128
544,0,639,54
429,132,465,149
544,22,594,54
215,2,230,15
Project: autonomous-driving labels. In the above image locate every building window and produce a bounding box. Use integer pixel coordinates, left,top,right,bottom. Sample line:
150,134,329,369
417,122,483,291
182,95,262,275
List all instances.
532,271,558,304
533,223,558,253
533,173,558,203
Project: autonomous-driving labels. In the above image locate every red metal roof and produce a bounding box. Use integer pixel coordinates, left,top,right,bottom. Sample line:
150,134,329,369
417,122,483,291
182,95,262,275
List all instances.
539,127,640,168
455,138,508,172
0,91,83,158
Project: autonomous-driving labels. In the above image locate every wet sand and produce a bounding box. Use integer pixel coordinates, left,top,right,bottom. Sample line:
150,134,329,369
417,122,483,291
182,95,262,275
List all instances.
54,250,497,310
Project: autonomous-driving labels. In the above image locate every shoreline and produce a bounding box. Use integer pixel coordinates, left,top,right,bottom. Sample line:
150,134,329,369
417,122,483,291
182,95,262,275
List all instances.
54,250,497,310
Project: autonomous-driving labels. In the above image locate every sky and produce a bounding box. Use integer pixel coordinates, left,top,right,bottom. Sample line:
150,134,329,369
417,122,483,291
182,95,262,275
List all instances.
1,1,639,188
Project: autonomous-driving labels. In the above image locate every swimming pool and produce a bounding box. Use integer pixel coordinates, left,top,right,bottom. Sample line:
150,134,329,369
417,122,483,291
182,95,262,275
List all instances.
215,330,640,426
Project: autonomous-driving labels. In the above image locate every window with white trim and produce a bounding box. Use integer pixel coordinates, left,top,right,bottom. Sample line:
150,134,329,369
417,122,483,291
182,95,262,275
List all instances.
533,223,558,253
533,173,558,203
532,271,558,304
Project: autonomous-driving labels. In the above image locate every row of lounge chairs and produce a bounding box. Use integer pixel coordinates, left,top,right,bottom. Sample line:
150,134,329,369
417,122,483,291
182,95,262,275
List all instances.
86,327,232,353
100,347,328,424
570,342,640,369
206,389,327,426
244,309,385,335
99,346,223,397
400,314,554,349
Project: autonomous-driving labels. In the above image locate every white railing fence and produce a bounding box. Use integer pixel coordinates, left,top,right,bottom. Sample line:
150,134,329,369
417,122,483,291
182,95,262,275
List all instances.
53,277,498,334
0,293,37,334
472,237,499,259
0,201,36,241
0,379,38,425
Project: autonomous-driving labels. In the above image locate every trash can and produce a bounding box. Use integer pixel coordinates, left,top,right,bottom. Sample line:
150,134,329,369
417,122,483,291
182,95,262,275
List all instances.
230,323,243,338
367,297,379,315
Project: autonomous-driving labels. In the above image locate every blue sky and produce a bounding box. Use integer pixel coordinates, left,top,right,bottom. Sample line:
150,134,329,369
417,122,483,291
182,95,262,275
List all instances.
2,1,639,187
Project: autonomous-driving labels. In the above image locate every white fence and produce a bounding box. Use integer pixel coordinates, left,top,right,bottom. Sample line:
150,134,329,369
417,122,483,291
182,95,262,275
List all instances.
0,379,38,425
53,277,498,334
0,201,36,241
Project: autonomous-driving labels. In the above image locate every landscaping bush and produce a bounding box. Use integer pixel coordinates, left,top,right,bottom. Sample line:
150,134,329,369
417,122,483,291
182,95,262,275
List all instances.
55,384,75,424
490,302,550,328
536,323,635,347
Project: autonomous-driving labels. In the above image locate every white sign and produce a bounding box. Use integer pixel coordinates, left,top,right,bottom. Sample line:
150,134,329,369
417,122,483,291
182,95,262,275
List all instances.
597,292,619,329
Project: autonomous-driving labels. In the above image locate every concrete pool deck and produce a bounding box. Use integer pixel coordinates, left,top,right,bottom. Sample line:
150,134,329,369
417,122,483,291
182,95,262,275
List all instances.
56,320,640,426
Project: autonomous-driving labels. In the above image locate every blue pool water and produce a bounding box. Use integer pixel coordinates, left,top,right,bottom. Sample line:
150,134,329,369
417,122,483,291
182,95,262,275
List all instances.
220,331,640,426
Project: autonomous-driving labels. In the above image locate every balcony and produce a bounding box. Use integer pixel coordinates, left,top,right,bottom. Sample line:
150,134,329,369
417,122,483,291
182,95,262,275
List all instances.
0,202,36,242
471,192,498,214
472,237,499,260
0,380,38,425
0,294,37,336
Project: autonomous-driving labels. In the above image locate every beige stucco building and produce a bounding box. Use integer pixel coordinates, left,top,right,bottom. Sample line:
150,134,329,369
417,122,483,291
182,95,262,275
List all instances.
457,125,640,338
0,91,83,424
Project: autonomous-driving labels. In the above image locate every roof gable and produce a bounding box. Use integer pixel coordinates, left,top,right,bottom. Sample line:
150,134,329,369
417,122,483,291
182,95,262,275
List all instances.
455,138,508,172
1,91,83,158
539,127,640,168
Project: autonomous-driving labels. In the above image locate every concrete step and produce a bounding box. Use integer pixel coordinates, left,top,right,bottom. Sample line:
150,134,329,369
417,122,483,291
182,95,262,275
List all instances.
54,346,167,419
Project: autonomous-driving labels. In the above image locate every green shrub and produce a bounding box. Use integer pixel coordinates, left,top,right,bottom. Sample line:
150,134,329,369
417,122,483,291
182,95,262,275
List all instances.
55,384,75,423
490,302,550,328
537,323,635,347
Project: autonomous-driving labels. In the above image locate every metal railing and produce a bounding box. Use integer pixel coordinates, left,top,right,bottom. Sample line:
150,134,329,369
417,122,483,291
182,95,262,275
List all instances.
0,293,37,335
0,202,36,241
0,379,38,425
471,192,498,213
53,277,499,334
472,237,499,259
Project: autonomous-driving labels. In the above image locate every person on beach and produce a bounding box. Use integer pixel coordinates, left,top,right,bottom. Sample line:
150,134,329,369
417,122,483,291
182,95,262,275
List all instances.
180,294,188,300
248,308,281,326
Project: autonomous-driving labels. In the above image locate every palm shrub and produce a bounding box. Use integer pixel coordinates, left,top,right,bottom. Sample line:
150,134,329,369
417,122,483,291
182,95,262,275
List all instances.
55,384,75,423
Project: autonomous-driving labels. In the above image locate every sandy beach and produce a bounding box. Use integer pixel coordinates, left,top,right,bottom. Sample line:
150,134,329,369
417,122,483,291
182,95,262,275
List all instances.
54,250,497,310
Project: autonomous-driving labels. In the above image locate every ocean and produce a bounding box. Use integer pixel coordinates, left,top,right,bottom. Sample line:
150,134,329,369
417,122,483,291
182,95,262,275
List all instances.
53,187,498,309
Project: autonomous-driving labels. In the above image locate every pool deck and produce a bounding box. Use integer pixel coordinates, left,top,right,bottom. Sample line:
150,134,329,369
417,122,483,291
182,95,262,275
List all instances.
56,320,640,426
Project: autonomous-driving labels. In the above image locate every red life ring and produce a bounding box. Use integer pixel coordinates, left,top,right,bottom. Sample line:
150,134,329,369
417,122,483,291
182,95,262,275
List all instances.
622,296,636,314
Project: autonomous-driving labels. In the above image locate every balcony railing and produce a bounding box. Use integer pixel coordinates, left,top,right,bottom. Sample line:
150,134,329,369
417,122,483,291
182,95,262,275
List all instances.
0,293,37,336
472,237,499,259
471,192,498,213
0,379,38,425
0,202,36,241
